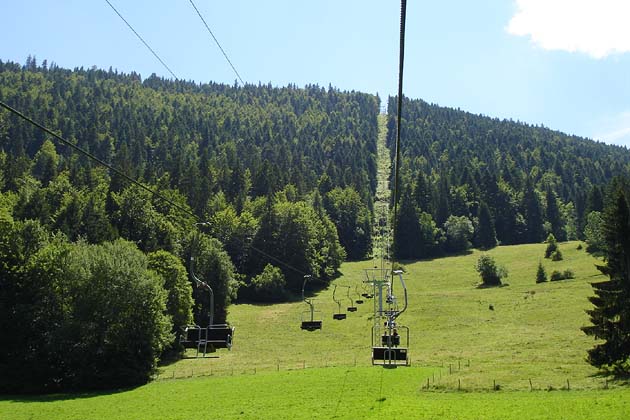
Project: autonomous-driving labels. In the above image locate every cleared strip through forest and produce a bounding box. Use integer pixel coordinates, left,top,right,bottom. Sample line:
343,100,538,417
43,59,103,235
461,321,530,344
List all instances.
372,113,392,261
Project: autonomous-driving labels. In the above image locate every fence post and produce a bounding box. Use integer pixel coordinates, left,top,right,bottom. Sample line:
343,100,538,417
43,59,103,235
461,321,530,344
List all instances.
566,379,570,390
458,379,461,391
449,364,452,374
529,378,533,391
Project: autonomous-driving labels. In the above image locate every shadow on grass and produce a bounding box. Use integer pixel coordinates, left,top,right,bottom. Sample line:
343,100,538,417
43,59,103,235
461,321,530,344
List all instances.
589,367,630,385
1,383,142,403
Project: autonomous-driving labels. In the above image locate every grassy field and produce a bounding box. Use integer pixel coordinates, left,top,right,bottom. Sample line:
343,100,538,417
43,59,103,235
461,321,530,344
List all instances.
3,241,630,419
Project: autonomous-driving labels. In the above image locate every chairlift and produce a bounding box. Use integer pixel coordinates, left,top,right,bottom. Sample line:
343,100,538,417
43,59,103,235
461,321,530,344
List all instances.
332,285,347,320
301,275,322,331
371,270,410,367
345,286,357,312
355,284,364,304
181,229,235,357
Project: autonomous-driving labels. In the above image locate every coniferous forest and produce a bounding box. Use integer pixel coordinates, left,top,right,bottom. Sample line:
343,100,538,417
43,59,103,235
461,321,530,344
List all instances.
388,96,630,259
1,59,630,392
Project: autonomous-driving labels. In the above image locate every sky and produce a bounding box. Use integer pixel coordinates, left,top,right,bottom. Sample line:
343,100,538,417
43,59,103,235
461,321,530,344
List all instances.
2,0,630,147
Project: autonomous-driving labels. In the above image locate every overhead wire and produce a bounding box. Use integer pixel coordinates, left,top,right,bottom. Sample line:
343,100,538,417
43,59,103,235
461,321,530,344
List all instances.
0,100,193,218
390,0,407,288
104,0,178,80
0,100,310,278
187,0,245,86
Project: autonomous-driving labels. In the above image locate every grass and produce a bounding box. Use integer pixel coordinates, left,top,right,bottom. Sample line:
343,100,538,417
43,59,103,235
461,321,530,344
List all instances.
3,240,630,419
3,367,629,419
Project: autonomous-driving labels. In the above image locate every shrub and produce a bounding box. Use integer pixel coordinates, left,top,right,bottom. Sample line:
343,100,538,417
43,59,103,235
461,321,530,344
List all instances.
250,264,287,302
551,249,563,261
475,255,507,286
544,234,558,258
536,261,547,283
550,269,575,281
576,243,583,250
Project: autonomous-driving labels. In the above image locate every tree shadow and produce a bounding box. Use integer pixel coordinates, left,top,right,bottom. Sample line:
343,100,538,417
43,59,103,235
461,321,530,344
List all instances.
1,384,143,403
589,367,630,384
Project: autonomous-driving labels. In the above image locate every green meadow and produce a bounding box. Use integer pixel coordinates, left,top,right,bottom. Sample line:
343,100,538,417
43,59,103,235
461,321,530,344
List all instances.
3,241,630,419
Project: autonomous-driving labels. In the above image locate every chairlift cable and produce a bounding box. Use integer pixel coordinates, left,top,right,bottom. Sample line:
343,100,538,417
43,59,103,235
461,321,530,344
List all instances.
390,0,407,284
0,100,311,278
104,0,178,80
188,0,245,86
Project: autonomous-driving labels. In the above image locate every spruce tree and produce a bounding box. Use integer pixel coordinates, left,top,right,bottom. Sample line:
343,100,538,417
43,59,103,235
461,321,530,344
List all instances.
393,186,422,260
582,180,630,371
546,186,565,241
522,178,545,243
536,261,547,283
476,201,497,250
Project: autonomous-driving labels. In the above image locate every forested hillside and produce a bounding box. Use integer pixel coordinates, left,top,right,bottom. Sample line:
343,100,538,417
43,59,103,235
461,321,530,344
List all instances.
0,60,378,391
0,58,378,288
3,59,630,392
388,96,630,259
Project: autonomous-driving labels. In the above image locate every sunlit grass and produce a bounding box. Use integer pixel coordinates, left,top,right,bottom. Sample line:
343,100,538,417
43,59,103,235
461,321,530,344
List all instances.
4,241,629,420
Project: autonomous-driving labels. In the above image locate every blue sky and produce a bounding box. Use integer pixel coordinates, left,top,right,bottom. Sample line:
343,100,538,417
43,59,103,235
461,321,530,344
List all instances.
3,0,630,147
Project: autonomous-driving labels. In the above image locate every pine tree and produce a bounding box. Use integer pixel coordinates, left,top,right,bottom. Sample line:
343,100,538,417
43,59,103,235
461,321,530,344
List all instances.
582,180,630,371
393,187,422,260
475,201,497,250
413,171,433,214
522,178,545,243
546,186,565,241
536,261,547,283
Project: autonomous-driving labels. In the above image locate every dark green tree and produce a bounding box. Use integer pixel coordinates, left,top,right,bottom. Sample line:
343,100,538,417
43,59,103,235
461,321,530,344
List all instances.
522,178,545,243
475,201,497,250
324,186,372,260
536,261,547,283
546,186,565,241
582,180,630,371
393,187,422,260
147,250,194,335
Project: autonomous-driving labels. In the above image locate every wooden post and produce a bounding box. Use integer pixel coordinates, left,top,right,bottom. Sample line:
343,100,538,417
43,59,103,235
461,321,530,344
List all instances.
529,378,533,391
566,379,570,390
449,364,452,374
426,378,429,389
458,379,461,390
493,379,496,390
303,360,306,369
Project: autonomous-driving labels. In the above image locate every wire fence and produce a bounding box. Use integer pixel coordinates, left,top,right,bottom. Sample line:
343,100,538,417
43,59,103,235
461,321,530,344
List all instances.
155,356,615,392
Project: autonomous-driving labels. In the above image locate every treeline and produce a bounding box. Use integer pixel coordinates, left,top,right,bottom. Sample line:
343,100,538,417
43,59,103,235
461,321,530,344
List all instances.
389,96,630,259
0,59,378,392
0,58,377,279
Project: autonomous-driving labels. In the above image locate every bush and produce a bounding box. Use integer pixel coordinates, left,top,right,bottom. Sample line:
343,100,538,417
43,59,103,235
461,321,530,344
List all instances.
551,249,563,261
475,255,507,286
544,234,558,258
250,264,287,302
550,269,575,281
0,238,172,393
536,261,547,283
576,243,583,250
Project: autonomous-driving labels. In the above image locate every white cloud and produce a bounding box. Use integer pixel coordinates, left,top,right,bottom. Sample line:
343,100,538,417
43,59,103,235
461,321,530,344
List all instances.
507,0,630,58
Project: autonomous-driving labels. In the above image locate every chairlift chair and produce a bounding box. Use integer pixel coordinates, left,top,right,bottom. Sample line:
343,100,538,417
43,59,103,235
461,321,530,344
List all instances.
346,286,357,312
371,270,410,367
186,234,235,357
332,285,347,320
301,275,322,330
